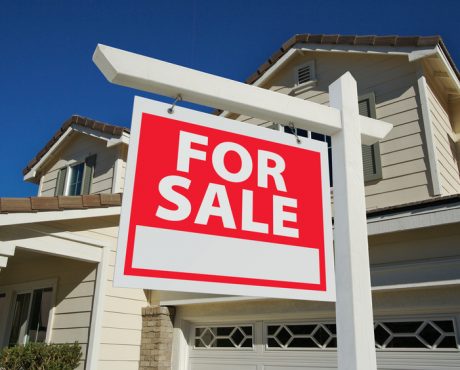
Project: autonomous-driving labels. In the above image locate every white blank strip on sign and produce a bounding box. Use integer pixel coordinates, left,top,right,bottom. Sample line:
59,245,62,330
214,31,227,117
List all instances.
133,226,320,284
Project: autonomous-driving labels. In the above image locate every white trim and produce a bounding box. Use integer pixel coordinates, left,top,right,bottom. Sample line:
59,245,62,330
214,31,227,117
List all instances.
254,48,299,88
372,279,460,292
416,64,442,196
107,131,130,147
0,243,16,257
23,127,74,182
0,206,120,226
71,124,121,143
298,43,438,59
367,202,460,235
0,256,8,268
435,45,460,92
5,233,103,263
172,318,191,370
111,146,125,193
38,173,44,196
86,245,109,370
11,224,111,248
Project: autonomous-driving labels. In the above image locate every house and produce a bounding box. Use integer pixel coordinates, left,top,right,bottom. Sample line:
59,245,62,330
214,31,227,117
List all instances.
0,117,148,370
1,33,460,370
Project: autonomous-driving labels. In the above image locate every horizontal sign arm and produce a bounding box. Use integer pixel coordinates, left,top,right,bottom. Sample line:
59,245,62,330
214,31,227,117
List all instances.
93,44,392,145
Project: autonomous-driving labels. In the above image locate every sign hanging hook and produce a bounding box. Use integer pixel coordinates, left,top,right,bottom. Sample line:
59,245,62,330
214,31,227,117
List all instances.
167,94,183,114
287,122,301,144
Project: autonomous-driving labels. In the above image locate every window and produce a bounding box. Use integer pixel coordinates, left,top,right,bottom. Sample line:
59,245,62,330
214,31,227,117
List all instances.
295,61,316,87
194,325,253,349
8,287,53,346
67,162,84,195
55,154,97,196
282,125,333,186
274,93,381,184
265,319,458,350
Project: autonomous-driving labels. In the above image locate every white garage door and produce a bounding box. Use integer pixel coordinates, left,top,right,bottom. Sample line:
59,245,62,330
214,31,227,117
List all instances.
189,318,460,370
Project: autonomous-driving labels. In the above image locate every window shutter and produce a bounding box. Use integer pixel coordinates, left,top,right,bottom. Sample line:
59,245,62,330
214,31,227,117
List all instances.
359,95,382,182
54,167,67,196
82,154,97,195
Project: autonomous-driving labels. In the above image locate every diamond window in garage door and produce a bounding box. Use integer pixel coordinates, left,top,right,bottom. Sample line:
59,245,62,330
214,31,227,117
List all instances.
374,319,458,349
267,323,337,349
194,325,253,349
265,319,458,350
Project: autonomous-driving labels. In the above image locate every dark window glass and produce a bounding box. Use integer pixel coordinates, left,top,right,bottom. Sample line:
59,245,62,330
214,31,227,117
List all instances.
68,163,85,195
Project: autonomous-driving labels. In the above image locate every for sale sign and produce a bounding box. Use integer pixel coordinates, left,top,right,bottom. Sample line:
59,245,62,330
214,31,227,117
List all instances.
114,97,335,301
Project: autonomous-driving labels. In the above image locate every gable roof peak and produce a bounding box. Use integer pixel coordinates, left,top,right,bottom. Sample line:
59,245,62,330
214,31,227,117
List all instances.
246,33,451,85
23,115,130,176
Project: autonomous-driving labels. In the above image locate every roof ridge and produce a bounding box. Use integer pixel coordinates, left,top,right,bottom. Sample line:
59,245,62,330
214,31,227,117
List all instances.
0,193,122,213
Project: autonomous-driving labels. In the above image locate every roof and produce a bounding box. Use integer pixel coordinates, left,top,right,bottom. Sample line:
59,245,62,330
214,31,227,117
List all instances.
245,34,460,85
1,192,457,219
0,193,122,213
23,115,130,176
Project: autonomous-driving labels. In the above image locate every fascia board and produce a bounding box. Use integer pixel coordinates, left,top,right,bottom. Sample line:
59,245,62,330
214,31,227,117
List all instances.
434,45,460,92
300,43,436,58
367,203,460,235
0,206,120,226
107,131,130,147
220,47,300,118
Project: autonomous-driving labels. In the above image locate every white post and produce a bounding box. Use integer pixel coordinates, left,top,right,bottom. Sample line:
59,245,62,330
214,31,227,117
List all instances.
329,72,377,370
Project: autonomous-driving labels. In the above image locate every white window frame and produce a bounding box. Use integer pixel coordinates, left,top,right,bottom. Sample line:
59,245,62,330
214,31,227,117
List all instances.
64,161,85,196
262,315,459,352
191,322,255,351
0,279,57,348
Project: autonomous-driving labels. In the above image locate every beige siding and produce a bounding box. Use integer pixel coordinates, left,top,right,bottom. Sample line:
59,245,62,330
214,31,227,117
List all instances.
39,132,118,196
369,224,460,287
1,218,147,370
0,251,96,369
239,52,431,209
66,223,148,370
425,80,460,194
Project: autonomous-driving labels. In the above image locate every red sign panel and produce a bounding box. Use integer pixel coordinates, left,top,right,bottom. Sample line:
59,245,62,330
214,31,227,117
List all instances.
115,97,335,301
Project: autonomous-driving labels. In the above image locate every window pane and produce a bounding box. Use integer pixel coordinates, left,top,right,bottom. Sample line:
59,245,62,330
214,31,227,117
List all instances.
27,288,52,343
68,163,84,195
9,293,31,346
283,125,309,138
194,325,253,349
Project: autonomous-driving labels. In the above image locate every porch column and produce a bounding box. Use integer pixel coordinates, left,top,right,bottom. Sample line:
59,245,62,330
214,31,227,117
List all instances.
140,305,176,370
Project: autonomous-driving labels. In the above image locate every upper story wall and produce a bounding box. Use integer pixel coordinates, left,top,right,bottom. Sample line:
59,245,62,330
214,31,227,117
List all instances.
235,51,441,210
39,132,127,196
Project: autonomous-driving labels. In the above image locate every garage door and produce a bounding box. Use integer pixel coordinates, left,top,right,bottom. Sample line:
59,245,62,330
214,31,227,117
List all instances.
189,318,460,370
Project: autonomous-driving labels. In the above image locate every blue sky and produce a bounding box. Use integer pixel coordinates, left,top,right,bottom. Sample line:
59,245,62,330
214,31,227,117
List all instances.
0,0,458,197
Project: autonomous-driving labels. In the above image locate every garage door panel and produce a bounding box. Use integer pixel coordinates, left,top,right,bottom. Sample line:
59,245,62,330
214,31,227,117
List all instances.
191,362,257,370
188,318,460,370
264,366,336,370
